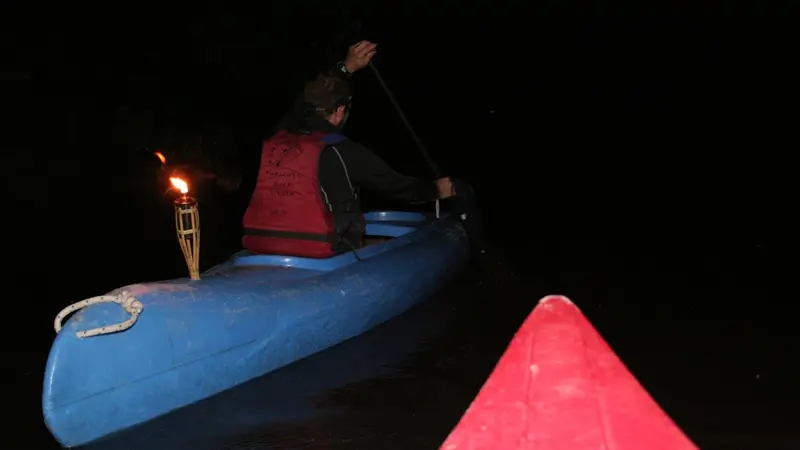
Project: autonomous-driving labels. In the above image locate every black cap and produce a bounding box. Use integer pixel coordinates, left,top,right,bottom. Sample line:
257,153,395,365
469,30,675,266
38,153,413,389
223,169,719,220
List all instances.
302,75,353,114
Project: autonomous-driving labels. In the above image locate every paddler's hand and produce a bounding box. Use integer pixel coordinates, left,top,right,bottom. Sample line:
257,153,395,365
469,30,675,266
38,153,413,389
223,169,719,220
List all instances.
436,177,456,199
344,41,378,73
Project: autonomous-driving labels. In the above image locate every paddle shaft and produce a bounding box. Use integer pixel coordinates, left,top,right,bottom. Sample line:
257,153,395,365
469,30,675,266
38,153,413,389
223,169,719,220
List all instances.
368,61,442,179
367,57,487,256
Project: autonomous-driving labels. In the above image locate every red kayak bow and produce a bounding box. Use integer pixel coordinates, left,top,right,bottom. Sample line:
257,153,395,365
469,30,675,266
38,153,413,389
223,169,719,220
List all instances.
441,295,697,450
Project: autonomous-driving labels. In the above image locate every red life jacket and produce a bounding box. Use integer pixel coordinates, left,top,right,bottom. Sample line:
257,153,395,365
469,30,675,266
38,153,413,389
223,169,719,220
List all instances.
242,130,358,258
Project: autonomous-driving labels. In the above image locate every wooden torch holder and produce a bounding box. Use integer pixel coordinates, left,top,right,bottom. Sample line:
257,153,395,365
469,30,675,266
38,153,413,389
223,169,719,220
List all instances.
174,195,201,280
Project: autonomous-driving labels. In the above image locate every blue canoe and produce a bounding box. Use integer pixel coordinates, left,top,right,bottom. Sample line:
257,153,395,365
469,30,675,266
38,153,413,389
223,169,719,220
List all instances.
81,281,460,450
43,210,469,447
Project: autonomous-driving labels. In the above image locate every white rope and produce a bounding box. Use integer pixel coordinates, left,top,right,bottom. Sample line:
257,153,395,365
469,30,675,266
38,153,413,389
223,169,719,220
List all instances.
53,291,144,338
435,199,440,219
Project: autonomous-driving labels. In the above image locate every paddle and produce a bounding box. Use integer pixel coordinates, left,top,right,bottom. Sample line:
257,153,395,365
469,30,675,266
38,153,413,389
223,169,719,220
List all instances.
332,18,511,282
367,59,488,259
333,19,441,178
367,61,442,179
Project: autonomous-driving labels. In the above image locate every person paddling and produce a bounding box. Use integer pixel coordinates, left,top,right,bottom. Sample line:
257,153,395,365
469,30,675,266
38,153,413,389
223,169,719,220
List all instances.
241,41,455,258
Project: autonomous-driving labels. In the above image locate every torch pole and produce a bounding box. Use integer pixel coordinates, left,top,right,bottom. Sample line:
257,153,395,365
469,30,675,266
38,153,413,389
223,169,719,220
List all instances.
174,194,201,280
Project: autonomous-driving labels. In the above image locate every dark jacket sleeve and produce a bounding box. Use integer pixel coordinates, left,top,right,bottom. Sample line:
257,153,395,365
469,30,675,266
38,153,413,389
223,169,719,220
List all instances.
331,140,439,203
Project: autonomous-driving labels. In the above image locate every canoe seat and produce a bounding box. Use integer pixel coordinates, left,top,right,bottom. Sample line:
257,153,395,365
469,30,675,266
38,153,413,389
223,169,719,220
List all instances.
363,210,431,238
363,223,418,238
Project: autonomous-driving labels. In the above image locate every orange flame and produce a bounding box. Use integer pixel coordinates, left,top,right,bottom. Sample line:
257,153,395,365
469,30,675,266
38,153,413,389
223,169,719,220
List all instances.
154,151,166,164
170,177,189,195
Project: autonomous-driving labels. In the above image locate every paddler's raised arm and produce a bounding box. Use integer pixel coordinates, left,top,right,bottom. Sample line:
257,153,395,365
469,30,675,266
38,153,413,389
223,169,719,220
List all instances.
329,41,378,79
273,41,377,134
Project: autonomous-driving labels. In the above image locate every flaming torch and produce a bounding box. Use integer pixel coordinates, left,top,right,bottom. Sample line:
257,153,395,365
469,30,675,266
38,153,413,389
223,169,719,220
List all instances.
170,176,201,280
154,150,167,165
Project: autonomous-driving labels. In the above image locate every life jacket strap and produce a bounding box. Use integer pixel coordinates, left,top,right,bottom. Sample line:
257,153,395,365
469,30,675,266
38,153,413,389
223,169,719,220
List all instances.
243,228,337,243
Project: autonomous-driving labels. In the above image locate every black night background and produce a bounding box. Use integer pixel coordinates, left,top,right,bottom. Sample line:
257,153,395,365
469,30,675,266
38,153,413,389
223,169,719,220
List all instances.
3,1,795,449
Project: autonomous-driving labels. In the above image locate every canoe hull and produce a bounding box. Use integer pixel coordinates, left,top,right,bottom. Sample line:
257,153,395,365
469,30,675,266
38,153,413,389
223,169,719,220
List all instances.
44,212,468,447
